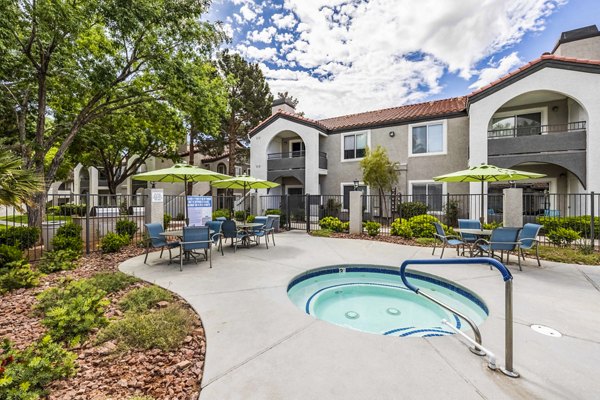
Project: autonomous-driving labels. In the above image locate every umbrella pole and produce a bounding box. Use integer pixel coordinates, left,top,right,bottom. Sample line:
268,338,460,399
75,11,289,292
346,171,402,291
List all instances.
185,177,189,226
480,180,485,226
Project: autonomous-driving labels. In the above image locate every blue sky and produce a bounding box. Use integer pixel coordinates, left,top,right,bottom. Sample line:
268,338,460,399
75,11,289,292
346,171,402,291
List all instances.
208,0,600,119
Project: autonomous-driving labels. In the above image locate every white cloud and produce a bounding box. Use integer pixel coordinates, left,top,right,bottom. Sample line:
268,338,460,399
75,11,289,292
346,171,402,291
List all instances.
247,26,277,43
239,4,257,21
272,13,298,29
469,52,523,89
236,44,278,61
225,0,566,118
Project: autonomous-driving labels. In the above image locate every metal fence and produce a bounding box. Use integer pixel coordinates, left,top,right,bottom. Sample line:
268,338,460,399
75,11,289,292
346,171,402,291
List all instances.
0,193,147,261
163,194,256,226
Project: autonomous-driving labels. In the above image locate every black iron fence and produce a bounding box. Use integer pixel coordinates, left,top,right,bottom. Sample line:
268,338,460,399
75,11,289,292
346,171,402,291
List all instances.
0,193,146,261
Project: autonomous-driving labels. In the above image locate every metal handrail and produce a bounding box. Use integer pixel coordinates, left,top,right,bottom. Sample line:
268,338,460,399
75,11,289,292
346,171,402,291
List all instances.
487,120,586,138
399,257,519,378
267,151,328,159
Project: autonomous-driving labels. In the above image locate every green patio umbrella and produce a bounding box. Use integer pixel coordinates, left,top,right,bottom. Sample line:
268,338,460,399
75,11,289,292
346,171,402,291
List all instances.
210,175,280,218
132,163,229,224
433,164,546,223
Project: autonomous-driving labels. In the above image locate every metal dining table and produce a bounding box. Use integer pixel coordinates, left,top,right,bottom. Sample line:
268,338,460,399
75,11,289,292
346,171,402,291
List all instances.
235,222,264,248
454,228,493,256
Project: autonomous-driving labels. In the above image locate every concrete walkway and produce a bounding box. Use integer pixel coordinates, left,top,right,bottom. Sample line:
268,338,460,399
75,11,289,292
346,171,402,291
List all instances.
120,231,600,400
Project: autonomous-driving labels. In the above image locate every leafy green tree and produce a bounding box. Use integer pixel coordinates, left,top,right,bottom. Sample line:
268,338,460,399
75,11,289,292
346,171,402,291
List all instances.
360,146,399,217
0,152,42,211
218,50,273,175
73,101,185,195
0,0,221,226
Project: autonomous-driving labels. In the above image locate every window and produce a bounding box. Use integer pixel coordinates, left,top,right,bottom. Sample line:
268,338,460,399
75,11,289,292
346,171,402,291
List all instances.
234,166,242,176
411,123,444,155
342,132,367,160
289,140,305,158
217,163,227,175
342,184,367,210
491,112,541,137
411,182,443,211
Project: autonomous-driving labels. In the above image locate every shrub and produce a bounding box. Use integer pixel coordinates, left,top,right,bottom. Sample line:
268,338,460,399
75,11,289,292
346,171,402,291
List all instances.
246,215,255,223
363,221,380,236
537,216,600,238
483,221,502,230
322,199,341,218
547,227,580,247
52,222,83,254
443,200,460,227
319,216,345,232
38,249,79,273
0,336,77,399
174,212,185,221
89,272,139,294
0,244,24,271
119,286,173,313
408,214,439,238
36,279,109,345
116,219,138,240
0,226,40,250
46,205,61,215
264,209,282,216
0,261,41,294
212,209,230,220
398,201,428,219
390,218,413,238
59,203,86,216
163,213,172,229
234,210,246,221
100,232,130,253
97,304,193,351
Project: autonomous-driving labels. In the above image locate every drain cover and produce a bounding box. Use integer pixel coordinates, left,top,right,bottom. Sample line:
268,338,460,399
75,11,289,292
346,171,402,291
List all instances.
531,324,562,337
345,311,359,319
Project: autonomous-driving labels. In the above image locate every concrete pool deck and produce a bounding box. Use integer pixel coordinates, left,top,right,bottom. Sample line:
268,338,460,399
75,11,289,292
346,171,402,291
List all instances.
120,231,600,399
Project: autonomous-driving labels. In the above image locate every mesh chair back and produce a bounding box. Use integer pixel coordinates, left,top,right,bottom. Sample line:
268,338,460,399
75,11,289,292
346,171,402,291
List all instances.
182,226,210,251
489,227,520,251
145,223,167,247
221,220,238,239
205,221,223,243
433,222,445,237
519,223,542,249
458,219,481,242
265,216,275,229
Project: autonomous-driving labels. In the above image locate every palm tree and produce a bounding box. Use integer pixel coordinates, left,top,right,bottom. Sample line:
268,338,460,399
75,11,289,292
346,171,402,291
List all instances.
0,152,42,211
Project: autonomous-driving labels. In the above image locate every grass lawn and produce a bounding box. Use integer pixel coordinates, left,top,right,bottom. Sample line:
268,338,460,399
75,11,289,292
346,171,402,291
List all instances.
0,214,72,225
530,245,600,265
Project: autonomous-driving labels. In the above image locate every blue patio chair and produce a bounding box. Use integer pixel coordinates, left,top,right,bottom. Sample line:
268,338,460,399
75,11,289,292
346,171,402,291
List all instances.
518,223,543,268
432,222,464,258
221,220,248,252
254,216,276,249
205,220,224,256
474,227,522,269
173,226,212,271
458,219,481,254
144,223,179,264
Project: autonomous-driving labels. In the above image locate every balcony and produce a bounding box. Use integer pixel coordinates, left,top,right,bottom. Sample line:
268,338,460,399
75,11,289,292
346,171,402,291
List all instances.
488,121,586,139
266,151,327,183
488,121,587,185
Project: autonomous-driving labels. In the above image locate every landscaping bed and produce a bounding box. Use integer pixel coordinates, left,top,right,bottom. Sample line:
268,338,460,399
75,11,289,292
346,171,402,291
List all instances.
0,245,206,399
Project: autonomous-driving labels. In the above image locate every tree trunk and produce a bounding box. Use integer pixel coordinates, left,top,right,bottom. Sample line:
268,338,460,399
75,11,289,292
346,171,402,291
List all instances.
188,121,196,195
228,117,237,176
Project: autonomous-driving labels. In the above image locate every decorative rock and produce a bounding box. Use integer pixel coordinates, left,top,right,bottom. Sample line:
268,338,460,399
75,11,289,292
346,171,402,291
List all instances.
157,300,170,308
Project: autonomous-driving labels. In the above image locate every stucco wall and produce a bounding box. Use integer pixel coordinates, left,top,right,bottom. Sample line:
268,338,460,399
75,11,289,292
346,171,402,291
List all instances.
554,36,600,60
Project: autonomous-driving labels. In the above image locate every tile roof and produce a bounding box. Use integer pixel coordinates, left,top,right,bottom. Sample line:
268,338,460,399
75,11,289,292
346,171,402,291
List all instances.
468,54,600,97
318,97,467,131
249,97,467,136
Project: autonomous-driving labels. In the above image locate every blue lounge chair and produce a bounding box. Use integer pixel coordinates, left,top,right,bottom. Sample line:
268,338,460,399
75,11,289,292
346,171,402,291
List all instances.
144,223,179,264
205,220,224,256
474,227,522,269
432,222,464,258
518,223,543,268
173,226,213,271
254,216,276,248
458,219,482,255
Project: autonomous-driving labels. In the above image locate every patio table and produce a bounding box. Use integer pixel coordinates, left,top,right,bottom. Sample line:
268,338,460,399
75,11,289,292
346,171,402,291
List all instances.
235,222,264,248
160,229,215,261
454,228,493,256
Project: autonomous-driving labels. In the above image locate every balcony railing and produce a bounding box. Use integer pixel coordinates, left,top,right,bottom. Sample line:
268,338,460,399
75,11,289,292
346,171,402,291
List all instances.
266,151,327,170
488,121,586,139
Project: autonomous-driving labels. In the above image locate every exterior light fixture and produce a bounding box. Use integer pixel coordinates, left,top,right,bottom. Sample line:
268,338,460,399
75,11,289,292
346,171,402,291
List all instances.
389,131,395,137
353,179,359,190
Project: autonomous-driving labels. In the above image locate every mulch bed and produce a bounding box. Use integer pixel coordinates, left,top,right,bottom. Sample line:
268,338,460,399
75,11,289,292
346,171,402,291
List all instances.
0,245,206,400
325,232,432,247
